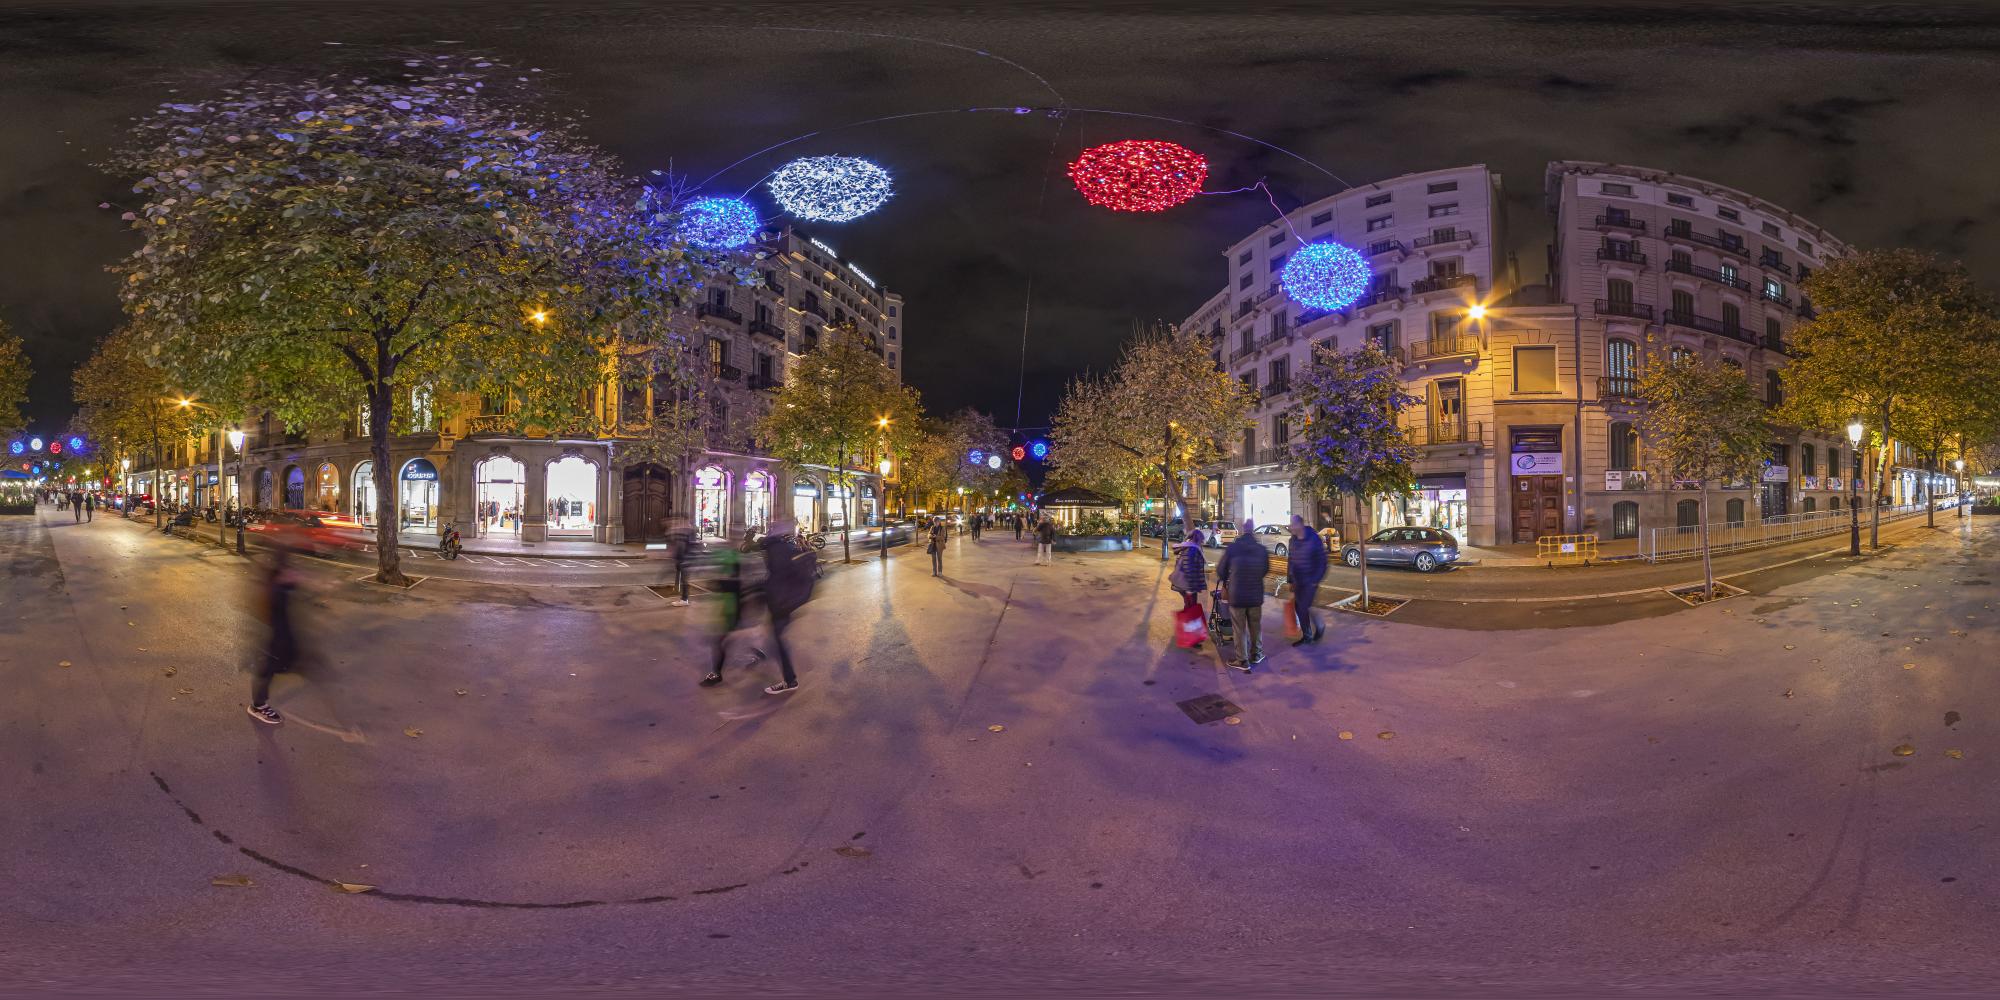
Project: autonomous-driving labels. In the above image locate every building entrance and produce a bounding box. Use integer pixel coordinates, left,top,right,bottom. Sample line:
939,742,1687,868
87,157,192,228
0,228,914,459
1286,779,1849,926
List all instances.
1512,476,1564,543
476,456,526,538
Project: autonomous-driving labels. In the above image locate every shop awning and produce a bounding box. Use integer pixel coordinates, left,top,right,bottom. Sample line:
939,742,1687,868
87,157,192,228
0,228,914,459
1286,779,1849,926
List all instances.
1416,474,1467,491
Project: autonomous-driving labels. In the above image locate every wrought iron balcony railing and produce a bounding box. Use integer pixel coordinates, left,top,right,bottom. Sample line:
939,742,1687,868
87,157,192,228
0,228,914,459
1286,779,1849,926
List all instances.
1594,298,1654,320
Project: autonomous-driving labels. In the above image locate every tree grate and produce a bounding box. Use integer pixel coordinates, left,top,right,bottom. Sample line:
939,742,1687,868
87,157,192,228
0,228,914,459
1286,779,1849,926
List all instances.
1176,693,1242,725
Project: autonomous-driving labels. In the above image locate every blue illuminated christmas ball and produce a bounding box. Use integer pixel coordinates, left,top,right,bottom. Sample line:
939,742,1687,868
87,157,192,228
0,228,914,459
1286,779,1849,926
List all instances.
1281,240,1371,311
767,156,893,223
679,197,760,249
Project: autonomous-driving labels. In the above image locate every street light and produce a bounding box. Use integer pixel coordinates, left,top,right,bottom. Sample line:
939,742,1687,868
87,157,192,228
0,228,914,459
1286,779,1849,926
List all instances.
1955,458,1968,518
1467,303,1488,320
229,429,247,553
1846,420,1864,556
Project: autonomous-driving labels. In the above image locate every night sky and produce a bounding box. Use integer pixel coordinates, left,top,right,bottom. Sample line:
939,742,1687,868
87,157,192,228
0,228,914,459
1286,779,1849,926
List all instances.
6,2,2000,434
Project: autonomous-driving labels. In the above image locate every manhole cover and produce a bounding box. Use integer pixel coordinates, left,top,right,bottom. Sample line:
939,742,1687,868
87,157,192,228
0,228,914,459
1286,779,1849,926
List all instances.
1176,693,1243,725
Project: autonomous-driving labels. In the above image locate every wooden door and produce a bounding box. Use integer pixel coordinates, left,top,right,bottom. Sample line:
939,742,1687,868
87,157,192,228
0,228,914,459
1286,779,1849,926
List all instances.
1512,475,1564,543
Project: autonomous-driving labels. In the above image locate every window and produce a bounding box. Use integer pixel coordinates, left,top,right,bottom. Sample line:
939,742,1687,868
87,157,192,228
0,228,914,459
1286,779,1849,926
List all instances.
1766,317,1782,346
1269,255,1286,272
1669,345,1695,364
1719,262,1739,287
480,391,507,416
1428,180,1459,194
888,351,896,366
1429,226,1460,245
1722,356,1743,371
1609,421,1638,470
1429,257,1461,279
1242,428,1257,459
1366,320,1398,352
1761,221,1782,238
1269,357,1289,385
1763,278,1783,301
1830,496,1841,511
1606,278,1634,308
1671,289,1694,316
1667,193,1694,207
1677,499,1701,528
1239,372,1256,396
1272,413,1289,446
1240,328,1254,353
1433,311,1463,344
1428,203,1459,218
1796,238,1815,256
1310,211,1332,227
1716,207,1741,222
1239,273,1254,290
1607,337,1637,380
707,337,726,374
1612,501,1639,539
1238,250,1253,266
1238,300,1254,317
1722,302,1741,334
1766,370,1782,405
1366,215,1393,232
888,325,898,340
1604,206,1632,225
1601,182,1634,197
1269,232,1286,247
1432,378,1464,432
1725,498,1745,525
1670,248,1692,271
1801,444,1816,478
1513,345,1558,393
1803,497,1816,513
1365,192,1392,208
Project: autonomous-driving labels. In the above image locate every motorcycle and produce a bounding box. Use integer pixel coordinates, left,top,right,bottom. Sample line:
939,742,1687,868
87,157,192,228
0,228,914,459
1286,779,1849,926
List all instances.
798,529,827,550
438,522,463,560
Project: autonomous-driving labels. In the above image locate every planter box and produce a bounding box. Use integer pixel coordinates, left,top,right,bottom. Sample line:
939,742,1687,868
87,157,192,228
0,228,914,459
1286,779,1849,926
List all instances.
1054,534,1134,552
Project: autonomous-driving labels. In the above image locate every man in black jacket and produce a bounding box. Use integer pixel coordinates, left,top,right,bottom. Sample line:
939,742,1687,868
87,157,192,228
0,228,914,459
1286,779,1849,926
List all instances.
1214,519,1268,671
759,519,816,695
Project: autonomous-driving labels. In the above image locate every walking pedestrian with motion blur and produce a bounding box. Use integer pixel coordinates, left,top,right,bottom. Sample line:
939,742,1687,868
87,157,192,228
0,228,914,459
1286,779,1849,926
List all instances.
1286,514,1327,646
1035,516,1056,565
759,518,814,695
1215,518,1268,671
83,491,94,522
700,529,765,687
70,491,82,522
928,517,948,576
246,546,302,724
666,515,695,607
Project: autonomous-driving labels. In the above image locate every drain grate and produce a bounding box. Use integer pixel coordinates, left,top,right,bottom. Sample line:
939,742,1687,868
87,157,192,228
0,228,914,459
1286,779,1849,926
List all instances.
1176,693,1242,725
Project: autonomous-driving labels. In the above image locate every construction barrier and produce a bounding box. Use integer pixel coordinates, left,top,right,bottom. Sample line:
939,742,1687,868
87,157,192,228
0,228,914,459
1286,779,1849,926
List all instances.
1536,533,1598,567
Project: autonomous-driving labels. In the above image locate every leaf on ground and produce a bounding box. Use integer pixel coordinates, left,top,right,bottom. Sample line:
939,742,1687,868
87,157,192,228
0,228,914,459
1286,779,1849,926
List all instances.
1338,731,1354,741
1944,749,1964,760
58,661,71,668
1903,663,1916,670
210,874,255,888
1377,731,1396,740
1224,716,1242,726
403,727,423,738
833,846,872,859
987,724,1004,732
333,882,376,894
163,667,176,677
1783,689,1794,698
454,688,469,696
176,687,193,695
1892,744,1916,757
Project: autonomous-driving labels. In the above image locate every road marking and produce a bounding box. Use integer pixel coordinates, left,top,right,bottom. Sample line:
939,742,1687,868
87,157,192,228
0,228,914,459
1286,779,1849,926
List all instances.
613,559,631,567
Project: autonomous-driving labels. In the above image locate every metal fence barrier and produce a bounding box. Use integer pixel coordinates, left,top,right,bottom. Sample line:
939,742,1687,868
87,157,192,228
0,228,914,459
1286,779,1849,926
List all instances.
1640,500,1929,563
1537,533,1599,566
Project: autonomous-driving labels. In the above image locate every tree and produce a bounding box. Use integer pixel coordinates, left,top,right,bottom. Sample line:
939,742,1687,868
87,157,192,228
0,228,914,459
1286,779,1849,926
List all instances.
0,320,28,435
757,327,921,562
1288,342,1420,609
1049,323,1254,559
105,53,731,584
1896,352,2000,527
1776,249,1996,548
1637,351,1768,600
72,326,201,526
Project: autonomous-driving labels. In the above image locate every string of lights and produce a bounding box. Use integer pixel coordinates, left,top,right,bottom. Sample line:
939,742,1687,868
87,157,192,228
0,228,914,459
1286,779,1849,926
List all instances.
1066,139,1207,213
678,196,762,249
766,155,894,223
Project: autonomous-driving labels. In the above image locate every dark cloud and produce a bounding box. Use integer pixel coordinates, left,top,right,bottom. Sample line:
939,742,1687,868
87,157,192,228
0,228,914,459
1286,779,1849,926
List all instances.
1,2,1997,433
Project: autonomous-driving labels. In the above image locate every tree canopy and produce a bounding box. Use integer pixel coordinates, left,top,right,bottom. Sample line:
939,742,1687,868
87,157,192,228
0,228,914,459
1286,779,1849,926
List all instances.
72,326,202,524
0,320,27,435
1638,349,1767,596
1288,341,1420,605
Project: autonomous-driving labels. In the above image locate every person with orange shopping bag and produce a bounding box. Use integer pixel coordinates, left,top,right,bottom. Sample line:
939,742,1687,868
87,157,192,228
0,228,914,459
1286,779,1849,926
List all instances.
1285,514,1328,646
1168,528,1209,651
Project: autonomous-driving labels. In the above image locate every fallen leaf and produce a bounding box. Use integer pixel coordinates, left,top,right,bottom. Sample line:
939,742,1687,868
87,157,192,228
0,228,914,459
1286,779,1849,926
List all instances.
58,661,71,668
1224,716,1242,726
1783,689,1794,698
833,845,872,859
210,874,255,888
1783,644,1795,650
1944,749,1964,760
1377,731,1396,740
1338,731,1354,741
1903,663,1916,670
176,687,193,695
333,882,376,894
987,724,1005,733
454,688,469,696
403,727,423,738
163,667,176,677
1892,744,1916,757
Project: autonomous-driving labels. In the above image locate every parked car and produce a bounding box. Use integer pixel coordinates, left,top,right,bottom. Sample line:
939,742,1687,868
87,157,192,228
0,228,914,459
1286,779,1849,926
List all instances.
1339,526,1460,573
1206,521,1239,547
1247,523,1295,556
245,510,368,557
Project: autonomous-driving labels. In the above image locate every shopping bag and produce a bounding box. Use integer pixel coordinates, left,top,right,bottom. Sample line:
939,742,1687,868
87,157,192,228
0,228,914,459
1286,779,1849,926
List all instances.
1283,598,1302,639
1174,605,1209,648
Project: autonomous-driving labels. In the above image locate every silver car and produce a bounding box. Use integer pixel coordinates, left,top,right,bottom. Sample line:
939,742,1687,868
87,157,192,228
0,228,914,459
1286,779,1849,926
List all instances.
1340,526,1460,573
1247,523,1296,556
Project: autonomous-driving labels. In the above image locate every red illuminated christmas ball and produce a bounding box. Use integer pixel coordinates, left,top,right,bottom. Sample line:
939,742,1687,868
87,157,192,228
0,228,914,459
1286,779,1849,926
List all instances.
1067,139,1208,213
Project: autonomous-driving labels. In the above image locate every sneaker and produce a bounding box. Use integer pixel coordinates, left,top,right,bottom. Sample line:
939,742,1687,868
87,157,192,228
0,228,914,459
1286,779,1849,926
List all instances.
763,681,799,696
1227,658,1250,672
700,672,724,687
246,703,282,725
1291,636,1311,647
670,598,690,607
1250,652,1266,665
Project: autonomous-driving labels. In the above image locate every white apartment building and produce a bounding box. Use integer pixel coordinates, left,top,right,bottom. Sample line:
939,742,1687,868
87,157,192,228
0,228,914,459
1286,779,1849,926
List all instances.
1547,161,1855,543
1185,164,1511,544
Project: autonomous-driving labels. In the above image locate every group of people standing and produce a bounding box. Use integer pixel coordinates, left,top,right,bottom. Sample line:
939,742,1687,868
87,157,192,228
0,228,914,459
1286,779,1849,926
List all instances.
924,510,1059,576
1170,514,1327,671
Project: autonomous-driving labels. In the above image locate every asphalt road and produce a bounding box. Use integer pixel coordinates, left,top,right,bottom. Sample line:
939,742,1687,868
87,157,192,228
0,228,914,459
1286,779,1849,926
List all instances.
4,506,1996,995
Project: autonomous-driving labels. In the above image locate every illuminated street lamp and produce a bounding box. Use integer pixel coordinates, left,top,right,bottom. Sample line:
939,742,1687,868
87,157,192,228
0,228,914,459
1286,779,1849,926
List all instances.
229,429,247,553
1846,420,1864,556
1955,458,1968,518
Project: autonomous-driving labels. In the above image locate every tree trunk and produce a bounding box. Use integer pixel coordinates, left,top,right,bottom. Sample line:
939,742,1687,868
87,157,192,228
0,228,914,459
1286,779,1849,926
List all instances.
1870,403,1887,549
1927,447,1937,529
1698,483,1715,600
1160,426,1175,562
149,417,162,530
1356,492,1372,609
838,444,851,564
369,375,405,586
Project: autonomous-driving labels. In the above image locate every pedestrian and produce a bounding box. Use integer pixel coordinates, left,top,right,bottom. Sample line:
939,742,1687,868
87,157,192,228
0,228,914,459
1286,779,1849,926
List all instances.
666,516,695,607
700,530,765,687
928,517,948,576
83,492,95,522
246,546,301,724
1286,514,1327,646
1014,513,1024,541
1214,518,1268,671
1035,516,1056,565
759,518,814,695
970,514,982,542
1170,528,1210,652
70,491,82,522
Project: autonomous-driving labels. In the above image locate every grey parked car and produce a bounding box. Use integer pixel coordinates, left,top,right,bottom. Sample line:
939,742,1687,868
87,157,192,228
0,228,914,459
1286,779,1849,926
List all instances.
1340,526,1460,573
1247,523,1295,556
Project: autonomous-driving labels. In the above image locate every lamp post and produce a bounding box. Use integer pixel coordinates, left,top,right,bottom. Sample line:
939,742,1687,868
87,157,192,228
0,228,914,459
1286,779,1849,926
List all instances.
229,429,247,553
120,458,130,516
1955,458,1967,517
878,455,893,560
1846,420,1864,556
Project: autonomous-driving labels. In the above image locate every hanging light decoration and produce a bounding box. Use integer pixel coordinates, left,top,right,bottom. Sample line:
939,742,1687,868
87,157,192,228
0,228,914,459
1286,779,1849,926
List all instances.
767,155,893,223
1067,139,1208,213
1281,240,1372,311
678,196,760,249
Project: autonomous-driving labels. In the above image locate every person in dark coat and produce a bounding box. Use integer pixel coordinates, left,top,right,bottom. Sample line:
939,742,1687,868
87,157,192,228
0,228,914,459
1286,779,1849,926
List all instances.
759,519,815,695
1170,528,1210,652
246,547,301,724
1214,518,1268,671
666,516,695,607
927,518,948,576
83,492,95,522
1286,514,1328,645
1035,516,1057,565
1013,514,1024,541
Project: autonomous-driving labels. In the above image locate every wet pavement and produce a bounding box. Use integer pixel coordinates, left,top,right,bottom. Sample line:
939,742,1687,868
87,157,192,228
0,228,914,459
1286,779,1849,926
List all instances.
4,507,1996,994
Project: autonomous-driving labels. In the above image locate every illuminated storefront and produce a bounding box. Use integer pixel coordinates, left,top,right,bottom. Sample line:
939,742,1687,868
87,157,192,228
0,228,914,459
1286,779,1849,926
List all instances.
744,470,773,531
693,465,729,539
400,458,440,531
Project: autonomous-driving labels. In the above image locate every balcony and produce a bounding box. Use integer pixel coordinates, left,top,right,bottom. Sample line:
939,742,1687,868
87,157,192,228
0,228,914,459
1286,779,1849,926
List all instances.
1251,445,1292,467
1262,378,1291,399
1796,299,1818,321
1365,238,1405,257
1762,334,1791,354
1354,285,1405,311
747,319,785,342
714,364,742,383
1599,375,1641,400
1413,228,1473,250
1410,272,1478,297
1596,245,1647,265
748,373,783,391
1229,341,1259,362
1759,255,1793,277
1760,288,1793,307
467,414,514,435
1663,308,1754,343
1593,214,1646,233
1663,223,1750,259
696,302,743,324
1663,257,1752,291
1594,298,1655,321
766,278,787,296
1408,334,1479,361
798,300,826,320
1402,420,1482,447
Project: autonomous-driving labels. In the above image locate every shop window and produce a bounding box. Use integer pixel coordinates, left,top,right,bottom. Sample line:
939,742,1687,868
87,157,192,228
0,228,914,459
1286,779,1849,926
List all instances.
1611,501,1638,539
1609,422,1638,471
1676,499,1700,528
1801,444,1816,478
1725,498,1745,525
1513,346,1558,393
1803,497,1816,513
